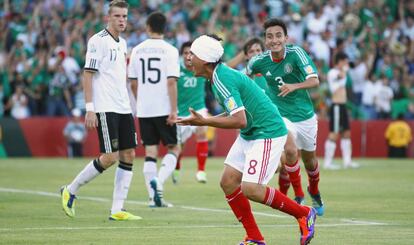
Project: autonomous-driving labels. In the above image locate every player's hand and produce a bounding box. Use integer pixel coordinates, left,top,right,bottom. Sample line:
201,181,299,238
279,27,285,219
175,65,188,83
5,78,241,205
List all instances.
167,111,177,126
176,108,205,126
278,84,297,97
85,111,98,129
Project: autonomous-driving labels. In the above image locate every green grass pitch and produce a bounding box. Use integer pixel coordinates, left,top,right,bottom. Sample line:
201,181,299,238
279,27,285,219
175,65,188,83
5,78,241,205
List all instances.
0,158,413,244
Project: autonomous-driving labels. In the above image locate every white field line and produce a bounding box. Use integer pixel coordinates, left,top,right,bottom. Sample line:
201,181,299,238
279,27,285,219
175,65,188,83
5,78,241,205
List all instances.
0,187,286,218
0,221,390,232
0,187,389,230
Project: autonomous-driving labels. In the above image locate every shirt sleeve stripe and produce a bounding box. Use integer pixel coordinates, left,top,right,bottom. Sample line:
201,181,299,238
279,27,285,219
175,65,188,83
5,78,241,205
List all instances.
213,73,231,98
287,47,308,65
291,47,307,65
293,47,309,65
87,59,98,69
212,75,229,98
213,72,231,96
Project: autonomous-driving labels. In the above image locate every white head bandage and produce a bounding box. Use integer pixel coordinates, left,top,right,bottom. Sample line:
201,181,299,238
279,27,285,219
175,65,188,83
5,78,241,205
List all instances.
191,35,224,63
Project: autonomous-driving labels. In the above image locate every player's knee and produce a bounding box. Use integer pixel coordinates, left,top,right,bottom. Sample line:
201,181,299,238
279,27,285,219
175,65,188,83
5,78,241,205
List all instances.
220,177,238,193
241,184,260,201
284,146,297,160
144,150,158,161
167,144,181,156
99,153,119,168
342,130,351,138
119,149,135,163
328,133,338,141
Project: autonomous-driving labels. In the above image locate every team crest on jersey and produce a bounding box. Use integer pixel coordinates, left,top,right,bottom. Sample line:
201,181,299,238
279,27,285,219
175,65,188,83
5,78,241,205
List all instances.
284,64,293,74
305,65,314,74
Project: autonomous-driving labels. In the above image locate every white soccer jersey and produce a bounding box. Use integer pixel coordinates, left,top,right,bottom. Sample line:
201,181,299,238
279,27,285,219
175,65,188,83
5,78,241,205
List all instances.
128,39,180,117
327,68,346,94
84,29,131,114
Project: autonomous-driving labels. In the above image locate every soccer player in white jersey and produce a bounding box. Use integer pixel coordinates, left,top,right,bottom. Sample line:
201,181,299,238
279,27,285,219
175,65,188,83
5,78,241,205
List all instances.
129,12,181,208
60,1,141,221
324,52,359,169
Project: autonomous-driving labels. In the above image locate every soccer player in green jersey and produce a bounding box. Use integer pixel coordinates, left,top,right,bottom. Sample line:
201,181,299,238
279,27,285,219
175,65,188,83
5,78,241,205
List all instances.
174,41,209,184
247,18,324,216
229,37,303,205
177,34,316,245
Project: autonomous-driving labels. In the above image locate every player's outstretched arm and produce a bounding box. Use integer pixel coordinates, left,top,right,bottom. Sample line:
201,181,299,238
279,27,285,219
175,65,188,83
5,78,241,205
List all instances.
176,108,246,129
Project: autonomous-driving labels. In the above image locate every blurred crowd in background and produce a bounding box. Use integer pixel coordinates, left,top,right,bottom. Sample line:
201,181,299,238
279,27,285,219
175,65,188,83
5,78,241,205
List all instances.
1,0,414,120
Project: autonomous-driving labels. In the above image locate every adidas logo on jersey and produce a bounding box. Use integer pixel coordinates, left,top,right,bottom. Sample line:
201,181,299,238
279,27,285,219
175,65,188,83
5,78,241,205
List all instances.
266,71,272,76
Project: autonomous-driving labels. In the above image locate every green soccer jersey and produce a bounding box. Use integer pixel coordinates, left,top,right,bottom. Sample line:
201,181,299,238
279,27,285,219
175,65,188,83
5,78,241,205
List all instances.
240,67,269,92
211,63,287,140
177,65,207,117
247,44,318,122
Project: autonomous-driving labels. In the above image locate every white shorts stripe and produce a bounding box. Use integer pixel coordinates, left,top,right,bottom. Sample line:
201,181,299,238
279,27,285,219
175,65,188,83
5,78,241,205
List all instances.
334,105,340,133
99,112,111,153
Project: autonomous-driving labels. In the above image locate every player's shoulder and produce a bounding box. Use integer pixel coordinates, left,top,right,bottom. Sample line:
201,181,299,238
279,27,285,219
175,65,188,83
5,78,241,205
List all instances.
285,44,309,57
247,51,270,72
163,40,179,53
88,29,110,43
94,29,111,40
251,50,270,64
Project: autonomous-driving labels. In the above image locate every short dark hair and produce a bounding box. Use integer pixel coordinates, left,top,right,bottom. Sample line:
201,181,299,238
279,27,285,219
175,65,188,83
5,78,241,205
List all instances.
263,18,287,36
146,12,166,34
180,41,193,54
243,37,264,55
109,0,129,13
335,52,348,64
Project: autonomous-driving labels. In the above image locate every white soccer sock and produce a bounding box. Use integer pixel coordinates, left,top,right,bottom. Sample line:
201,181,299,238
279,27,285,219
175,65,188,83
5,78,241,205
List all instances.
143,159,157,200
67,159,103,195
324,140,336,167
158,153,177,185
111,164,133,214
341,138,352,167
